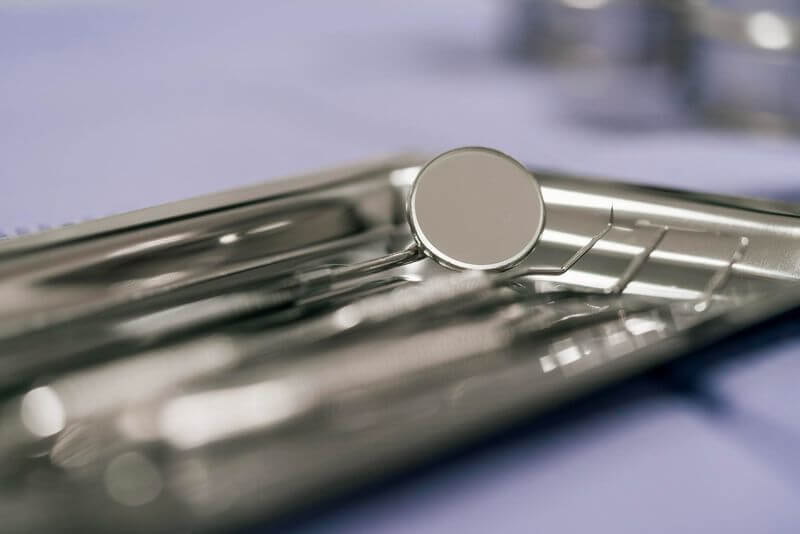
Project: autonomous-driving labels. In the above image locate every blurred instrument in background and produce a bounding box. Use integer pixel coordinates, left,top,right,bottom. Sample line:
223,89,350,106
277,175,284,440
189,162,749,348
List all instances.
506,0,800,133
1,147,799,532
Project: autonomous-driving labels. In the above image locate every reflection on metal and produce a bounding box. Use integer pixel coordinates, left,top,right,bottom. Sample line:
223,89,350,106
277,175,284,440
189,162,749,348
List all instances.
746,11,793,51
561,0,610,10
507,0,800,132
0,148,799,532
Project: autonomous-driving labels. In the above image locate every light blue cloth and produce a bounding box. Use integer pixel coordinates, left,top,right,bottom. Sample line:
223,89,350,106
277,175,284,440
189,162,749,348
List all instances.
2,1,800,233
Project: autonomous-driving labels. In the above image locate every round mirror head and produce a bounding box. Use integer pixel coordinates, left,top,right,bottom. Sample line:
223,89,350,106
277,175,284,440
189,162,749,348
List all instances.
408,147,546,271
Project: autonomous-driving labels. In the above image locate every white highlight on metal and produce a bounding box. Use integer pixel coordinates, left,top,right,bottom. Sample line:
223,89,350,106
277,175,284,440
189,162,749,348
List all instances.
389,166,422,188
624,316,664,337
218,233,239,245
561,0,609,9
248,220,291,235
555,345,582,366
158,380,302,449
540,355,558,373
20,386,66,438
107,233,191,258
746,11,793,51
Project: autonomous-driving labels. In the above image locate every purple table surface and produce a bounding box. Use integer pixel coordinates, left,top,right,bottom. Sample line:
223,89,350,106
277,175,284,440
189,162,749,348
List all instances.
2,2,800,533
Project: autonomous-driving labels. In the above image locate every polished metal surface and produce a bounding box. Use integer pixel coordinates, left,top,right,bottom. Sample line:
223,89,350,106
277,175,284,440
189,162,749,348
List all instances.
409,147,545,271
0,148,799,532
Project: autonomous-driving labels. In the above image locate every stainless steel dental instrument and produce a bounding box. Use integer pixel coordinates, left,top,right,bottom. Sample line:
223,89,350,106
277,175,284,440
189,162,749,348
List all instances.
0,148,613,391
0,147,799,533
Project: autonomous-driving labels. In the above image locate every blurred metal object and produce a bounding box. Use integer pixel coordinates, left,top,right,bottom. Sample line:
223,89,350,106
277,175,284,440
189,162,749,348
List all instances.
506,0,800,132
505,0,689,129
686,0,800,131
1,148,800,532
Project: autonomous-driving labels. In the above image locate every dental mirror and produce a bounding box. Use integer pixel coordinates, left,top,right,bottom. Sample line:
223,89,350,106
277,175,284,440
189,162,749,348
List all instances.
408,147,546,271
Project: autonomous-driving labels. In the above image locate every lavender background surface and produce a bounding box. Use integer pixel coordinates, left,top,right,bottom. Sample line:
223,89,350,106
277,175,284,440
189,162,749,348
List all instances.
2,2,799,533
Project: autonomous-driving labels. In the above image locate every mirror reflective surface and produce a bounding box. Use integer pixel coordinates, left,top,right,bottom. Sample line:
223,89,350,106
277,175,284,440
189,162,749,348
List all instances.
409,147,546,271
